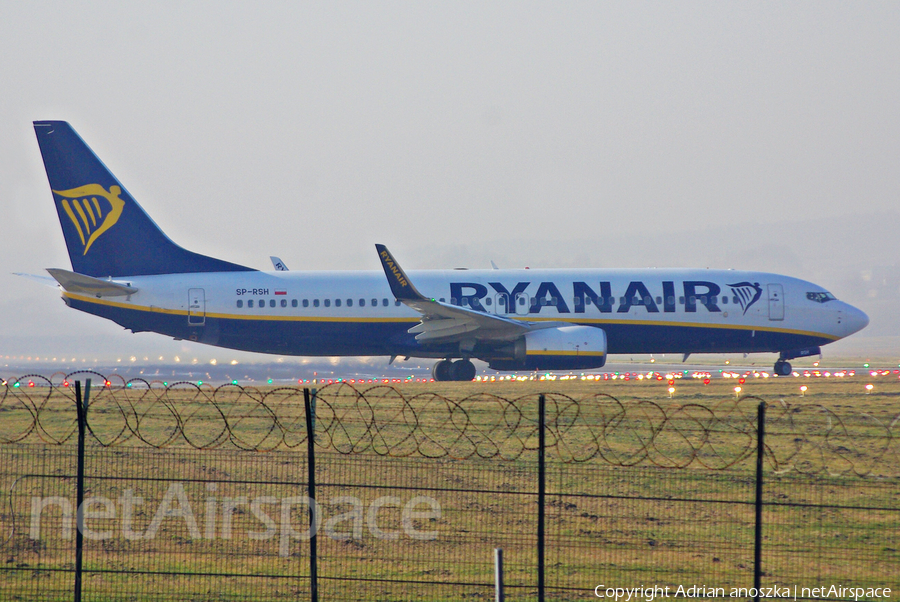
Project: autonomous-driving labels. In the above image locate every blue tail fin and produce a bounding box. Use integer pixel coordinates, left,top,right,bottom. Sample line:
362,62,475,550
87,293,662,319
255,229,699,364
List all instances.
33,121,254,277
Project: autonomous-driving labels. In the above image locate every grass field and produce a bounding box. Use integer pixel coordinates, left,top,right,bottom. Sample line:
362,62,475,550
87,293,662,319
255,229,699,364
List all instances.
0,375,898,600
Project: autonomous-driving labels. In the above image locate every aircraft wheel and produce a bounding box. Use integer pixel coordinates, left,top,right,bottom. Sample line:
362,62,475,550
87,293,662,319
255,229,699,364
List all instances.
433,360,454,382
451,359,476,381
774,360,792,376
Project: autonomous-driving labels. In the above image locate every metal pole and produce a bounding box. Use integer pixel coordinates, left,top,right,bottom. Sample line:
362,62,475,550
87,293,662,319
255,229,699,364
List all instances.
311,388,317,439
494,548,504,602
537,394,546,602
753,401,766,602
73,379,90,602
303,388,319,602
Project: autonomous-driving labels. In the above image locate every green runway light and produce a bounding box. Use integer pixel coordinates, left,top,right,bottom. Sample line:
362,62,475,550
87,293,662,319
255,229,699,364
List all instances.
163,382,168,386
267,379,273,384
197,381,203,386
864,363,870,368
232,380,238,385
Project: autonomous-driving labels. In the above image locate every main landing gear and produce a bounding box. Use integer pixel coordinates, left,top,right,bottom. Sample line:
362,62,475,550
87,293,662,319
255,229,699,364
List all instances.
432,359,476,382
773,360,792,376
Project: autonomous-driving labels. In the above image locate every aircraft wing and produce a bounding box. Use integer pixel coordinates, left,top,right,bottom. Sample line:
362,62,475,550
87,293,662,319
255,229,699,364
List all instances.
377,244,540,343
46,268,137,297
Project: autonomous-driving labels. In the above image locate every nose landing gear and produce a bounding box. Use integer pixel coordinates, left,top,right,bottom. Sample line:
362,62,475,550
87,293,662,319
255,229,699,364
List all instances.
432,359,476,382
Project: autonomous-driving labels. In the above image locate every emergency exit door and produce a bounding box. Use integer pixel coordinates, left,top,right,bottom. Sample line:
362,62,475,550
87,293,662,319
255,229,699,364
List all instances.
188,288,206,325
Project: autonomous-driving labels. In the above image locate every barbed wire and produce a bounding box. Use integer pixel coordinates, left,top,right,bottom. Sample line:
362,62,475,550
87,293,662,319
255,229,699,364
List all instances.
0,373,897,476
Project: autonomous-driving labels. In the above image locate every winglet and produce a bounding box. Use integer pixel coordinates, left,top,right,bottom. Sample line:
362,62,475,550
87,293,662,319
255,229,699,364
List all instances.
376,244,427,301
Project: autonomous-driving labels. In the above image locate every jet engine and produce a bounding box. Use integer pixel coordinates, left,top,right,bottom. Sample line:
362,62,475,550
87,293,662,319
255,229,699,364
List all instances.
488,325,607,371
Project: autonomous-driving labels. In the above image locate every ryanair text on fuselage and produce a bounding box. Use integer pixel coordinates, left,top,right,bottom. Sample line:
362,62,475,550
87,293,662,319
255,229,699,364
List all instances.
449,280,762,315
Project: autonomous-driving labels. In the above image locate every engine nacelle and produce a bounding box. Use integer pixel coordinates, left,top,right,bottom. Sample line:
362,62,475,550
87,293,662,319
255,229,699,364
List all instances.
488,325,607,371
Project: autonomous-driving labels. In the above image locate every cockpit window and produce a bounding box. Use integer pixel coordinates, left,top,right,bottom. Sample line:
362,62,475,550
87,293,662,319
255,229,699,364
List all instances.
807,292,836,303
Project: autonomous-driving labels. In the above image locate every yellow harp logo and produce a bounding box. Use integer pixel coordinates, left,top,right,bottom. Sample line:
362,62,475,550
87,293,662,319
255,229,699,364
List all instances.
54,184,125,255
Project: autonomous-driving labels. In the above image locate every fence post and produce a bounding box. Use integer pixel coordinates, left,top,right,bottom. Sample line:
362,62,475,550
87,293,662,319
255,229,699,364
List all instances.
753,401,766,602
311,388,317,439
537,393,546,602
494,548,504,602
73,379,90,602
303,388,319,602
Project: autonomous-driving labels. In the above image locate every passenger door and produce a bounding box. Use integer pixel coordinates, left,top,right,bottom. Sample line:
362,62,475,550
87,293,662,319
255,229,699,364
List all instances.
767,284,784,321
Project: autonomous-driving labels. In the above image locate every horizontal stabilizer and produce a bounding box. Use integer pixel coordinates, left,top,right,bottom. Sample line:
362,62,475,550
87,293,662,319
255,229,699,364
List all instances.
13,272,60,288
46,268,137,297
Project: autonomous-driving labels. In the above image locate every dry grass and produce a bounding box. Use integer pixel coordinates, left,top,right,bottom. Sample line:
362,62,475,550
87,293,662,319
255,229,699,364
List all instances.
0,377,898,601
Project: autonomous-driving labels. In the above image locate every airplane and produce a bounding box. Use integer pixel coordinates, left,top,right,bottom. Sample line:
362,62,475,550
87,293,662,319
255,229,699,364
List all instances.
27,121,869,381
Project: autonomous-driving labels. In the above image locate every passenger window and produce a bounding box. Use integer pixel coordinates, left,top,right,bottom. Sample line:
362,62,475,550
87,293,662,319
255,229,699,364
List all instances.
451,298,458,305
303,299,309,308
236,300,243,308
347,299,353,307
324,299,331,307
360,299,365,307
574,297,582,307
710,296,717,304
281,299,287,308
485,298,492,306
608,297,615,305
395,300,401,306
620,297,626,305
313,299,320,307
733,296,738,304
667,296,675,306
656,296,662,305
584,297,591,305
372,299,378,307
643,296,651,305
690,296,696,304
721,296,728,305
248,300,254,308
679,296,685,305
269,299,276,308
292,299,298,307
382,299,388,307
440,298,445,303
259,299,265,308
335,299,341,307
519,297,526,306
462,298,469,307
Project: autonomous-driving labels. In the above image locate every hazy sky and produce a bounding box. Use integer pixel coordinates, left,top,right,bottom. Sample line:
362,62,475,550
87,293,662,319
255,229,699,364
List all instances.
2,2,899,363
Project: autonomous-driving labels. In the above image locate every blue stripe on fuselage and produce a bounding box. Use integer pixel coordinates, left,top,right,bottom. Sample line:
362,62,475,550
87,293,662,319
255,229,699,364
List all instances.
65,295,832,358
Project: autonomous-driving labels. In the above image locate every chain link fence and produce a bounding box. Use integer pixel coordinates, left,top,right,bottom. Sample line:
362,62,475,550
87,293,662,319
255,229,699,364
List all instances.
0,373,897,601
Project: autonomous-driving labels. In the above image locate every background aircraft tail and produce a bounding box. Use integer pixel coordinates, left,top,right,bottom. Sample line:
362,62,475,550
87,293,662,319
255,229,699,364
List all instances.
33,121,254,277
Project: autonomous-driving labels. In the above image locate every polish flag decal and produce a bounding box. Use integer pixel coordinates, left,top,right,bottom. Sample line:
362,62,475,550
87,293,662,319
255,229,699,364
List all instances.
275,290,287,295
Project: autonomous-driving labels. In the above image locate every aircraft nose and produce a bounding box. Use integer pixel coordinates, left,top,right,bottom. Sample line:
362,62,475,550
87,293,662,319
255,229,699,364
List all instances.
840,304,869,337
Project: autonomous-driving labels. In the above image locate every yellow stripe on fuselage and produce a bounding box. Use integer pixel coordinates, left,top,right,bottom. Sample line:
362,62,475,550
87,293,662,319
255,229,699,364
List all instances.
62,292,838,339
526,350,606,356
